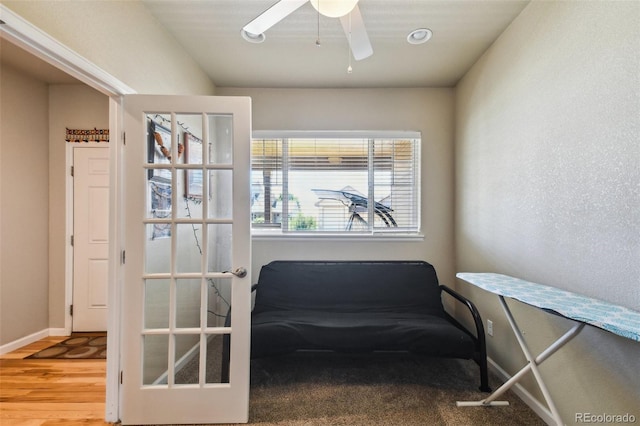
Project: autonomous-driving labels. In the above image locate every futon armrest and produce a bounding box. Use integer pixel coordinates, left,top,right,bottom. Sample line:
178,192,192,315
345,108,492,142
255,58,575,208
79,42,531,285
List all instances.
440,284,490,392
439,285,485,339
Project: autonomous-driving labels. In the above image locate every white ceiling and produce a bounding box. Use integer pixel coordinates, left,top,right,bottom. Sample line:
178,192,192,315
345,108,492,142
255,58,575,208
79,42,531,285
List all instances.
142,0,530,88
1,1,529,89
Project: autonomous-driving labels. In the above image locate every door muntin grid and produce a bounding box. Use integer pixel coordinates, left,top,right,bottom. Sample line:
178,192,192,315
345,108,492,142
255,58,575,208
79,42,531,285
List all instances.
142,112,234,387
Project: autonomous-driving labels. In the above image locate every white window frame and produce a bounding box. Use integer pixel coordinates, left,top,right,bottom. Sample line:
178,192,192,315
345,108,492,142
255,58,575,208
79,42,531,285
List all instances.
251,130,422,240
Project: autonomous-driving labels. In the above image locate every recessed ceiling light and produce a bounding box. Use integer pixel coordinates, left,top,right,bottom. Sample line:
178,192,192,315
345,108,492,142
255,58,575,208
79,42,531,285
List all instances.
407,28,432,45
241,29,265,44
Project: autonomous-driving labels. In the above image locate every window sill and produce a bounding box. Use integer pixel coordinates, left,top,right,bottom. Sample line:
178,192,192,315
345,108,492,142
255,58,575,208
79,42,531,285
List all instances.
251,231,425,242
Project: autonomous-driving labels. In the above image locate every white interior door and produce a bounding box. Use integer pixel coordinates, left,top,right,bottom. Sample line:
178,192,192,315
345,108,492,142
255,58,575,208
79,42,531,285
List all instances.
120,95,252,425
73,146,110,331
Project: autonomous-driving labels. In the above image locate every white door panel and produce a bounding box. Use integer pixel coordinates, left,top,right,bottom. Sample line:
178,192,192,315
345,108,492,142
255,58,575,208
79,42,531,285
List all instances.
73,146,110,331
120,95,252,424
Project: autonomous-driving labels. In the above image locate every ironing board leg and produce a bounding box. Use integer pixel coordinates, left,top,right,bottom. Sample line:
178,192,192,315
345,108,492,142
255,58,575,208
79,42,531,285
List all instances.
457,296,585,426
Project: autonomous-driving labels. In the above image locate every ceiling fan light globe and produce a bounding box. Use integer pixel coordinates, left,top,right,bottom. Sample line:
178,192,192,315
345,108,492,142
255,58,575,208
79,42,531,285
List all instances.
241,29,266,43
310,0,359,18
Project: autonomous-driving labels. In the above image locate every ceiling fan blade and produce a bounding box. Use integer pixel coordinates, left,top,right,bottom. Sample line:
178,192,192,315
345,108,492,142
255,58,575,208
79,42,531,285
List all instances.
243,0,308,35
340,4,373,61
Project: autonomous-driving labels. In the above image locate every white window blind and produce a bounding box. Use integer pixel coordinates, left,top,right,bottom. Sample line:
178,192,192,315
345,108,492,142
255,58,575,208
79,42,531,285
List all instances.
251,132,421,235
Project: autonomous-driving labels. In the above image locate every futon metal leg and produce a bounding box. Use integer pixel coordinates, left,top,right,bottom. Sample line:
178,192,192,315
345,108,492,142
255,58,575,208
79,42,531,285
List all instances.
479,357,491,393
457,296,585,426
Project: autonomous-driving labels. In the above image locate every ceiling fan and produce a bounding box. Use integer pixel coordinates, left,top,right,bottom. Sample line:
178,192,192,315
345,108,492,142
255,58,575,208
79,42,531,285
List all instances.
242,0,373,60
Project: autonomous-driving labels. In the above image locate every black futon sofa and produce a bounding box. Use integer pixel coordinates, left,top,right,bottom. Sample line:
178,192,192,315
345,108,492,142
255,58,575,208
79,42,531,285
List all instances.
228,260,489,391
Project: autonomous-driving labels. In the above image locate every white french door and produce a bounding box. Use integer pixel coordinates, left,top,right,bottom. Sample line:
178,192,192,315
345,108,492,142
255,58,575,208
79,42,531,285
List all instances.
120,95,252,424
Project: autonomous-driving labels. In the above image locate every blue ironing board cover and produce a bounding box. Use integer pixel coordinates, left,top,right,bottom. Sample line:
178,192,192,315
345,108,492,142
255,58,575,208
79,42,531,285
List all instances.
457,273,640,342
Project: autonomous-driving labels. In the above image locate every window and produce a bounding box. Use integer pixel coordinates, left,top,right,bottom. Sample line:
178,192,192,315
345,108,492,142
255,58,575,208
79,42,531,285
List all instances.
251,131,421,235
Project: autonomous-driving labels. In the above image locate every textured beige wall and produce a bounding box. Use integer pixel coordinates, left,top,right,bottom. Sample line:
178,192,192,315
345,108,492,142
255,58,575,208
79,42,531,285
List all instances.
2,0,215,95
217,87,456,286
0,64,50,345
455,1,640,423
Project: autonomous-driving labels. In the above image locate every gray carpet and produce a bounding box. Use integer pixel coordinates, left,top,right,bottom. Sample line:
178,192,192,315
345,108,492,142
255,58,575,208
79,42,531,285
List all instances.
177,343,545,425
246,353,544,425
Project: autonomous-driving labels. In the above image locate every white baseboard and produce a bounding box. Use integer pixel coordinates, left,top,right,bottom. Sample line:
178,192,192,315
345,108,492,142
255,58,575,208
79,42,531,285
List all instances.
0,328,72,355
487,357,555,426
0,329,49,355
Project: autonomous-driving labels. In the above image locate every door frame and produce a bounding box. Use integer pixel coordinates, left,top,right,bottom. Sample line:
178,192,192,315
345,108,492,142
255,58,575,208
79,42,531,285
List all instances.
0,5,135,423
65,142,110,333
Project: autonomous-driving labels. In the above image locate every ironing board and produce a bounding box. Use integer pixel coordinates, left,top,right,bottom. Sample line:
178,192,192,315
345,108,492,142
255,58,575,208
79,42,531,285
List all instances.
455,273,640,426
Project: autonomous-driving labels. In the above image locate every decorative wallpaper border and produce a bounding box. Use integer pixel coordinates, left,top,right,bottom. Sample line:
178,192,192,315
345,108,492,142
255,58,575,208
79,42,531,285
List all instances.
66,128,109,143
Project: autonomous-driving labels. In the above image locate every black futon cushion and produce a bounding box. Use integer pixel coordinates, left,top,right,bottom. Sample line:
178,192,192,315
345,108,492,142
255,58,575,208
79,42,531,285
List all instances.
250,261,475,359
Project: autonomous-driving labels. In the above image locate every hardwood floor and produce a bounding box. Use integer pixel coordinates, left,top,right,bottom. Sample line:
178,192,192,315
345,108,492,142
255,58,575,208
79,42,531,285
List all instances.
0,336,111,425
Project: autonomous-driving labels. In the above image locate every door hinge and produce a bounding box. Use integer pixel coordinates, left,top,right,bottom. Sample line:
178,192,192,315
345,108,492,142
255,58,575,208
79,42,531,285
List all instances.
69,305,73,316
71,166,74,177
120,371,123,384
122,132,126,146
70,235,74,246
121,250,126,264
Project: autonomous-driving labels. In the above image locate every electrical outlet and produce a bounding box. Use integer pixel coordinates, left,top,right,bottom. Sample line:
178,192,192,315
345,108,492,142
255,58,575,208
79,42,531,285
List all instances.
487,319,494,337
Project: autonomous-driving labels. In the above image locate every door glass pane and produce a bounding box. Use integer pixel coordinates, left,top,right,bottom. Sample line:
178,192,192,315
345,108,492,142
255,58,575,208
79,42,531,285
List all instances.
143,334,169,385
147,170,173,274
147,114,174,167
173,335,200,386
207,278,231,328
176,279,201,329
174,334,200,385
175,347,200,385
207,224,232,273
206,333,230,384
175,348,199,385
183,133,203,165
144,279,170,329
176,114,203,166
208,169,233,219
180,113,204,205
207,114,233,164
170,334,230,385
145,224,171,273
147,174,172,220
176,223,203,273
179,197,202,220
